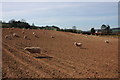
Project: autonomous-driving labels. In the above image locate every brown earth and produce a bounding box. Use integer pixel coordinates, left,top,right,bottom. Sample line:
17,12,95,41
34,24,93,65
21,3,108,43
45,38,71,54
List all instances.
2,28,118,78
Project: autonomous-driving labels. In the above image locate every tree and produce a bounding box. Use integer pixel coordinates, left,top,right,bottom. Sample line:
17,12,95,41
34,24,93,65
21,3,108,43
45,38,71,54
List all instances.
52,25,60,31
101,24,106,30
106,25,111,34
72,26,76,33
91,28,95,34
20,19,26,23
32,23,35,26
101,24,107,34
8,19,16,23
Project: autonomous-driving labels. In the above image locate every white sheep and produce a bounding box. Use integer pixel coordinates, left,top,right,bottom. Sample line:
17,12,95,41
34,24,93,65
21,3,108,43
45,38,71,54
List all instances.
51,36,55,38
13,33,19,37
5,35,12,39
33,32,35,35
74,42,82,48
105,40,109,43
23,35,27,39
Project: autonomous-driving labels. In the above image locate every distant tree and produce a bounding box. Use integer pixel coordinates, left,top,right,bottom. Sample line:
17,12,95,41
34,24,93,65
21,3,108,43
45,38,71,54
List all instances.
106,25,112,34
32,23,35,26
17,20,21,23
60,29,64,31
101,24,112,35
52,25,60,31
91,28,95,34
72,26,76,33
101,24,107,34
20,19,26,23
8,19,17,27
2,19,35,29
101,24,106,30
8,19,16,23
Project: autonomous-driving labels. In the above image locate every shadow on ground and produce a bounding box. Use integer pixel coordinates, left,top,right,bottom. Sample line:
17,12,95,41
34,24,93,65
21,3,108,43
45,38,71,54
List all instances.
35,56,53,59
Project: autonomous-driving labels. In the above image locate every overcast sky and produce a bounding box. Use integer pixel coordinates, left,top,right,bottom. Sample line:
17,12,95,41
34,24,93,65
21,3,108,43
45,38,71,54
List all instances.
2,2,118,30
1,0,119,2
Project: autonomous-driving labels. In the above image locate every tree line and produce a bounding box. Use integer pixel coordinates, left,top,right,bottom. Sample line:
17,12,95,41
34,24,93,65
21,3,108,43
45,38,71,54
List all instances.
1,19,82,33
1,19,37,29
1,19,115,35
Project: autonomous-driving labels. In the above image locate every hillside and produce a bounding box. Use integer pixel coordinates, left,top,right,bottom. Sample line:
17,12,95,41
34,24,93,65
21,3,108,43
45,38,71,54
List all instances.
2,28,118,78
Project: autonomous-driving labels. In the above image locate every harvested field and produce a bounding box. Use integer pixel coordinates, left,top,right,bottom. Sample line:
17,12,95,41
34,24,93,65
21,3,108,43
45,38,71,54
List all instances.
2,28,118,78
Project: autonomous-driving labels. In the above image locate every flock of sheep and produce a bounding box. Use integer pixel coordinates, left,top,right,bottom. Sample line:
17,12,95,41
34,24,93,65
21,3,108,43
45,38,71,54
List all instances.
4,28,54,53
5,28,110,52
5,29,39,40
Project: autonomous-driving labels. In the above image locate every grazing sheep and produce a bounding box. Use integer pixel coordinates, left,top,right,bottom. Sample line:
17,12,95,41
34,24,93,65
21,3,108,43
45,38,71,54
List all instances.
51,36,55,38
24,47,41,53
74,42,82,48
5,35,12,39
24,35,30,40
13,33,19,37
105,40,109,43
32,32,39,38
23,35,27,39
33,32,35,35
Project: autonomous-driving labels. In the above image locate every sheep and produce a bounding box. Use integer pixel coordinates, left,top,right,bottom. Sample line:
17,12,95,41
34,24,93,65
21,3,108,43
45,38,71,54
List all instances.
23,35,31,40
5,35,12,39
32,32,39,38
51,36,55,38
23,35,27,39
13,33,19,37
33,32,35,35
24,47,41,53
105,40,109,43
74,42,82,48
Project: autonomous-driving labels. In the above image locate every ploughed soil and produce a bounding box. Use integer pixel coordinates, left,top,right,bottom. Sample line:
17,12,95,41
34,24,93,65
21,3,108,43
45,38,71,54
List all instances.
2,28,118,78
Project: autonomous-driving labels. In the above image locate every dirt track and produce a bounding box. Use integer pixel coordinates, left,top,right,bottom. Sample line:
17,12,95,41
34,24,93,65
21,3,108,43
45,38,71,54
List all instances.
2,28,118,78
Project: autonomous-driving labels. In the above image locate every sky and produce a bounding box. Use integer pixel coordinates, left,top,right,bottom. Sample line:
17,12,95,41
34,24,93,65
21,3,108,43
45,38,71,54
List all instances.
2,2,118,31
1,0,119,2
